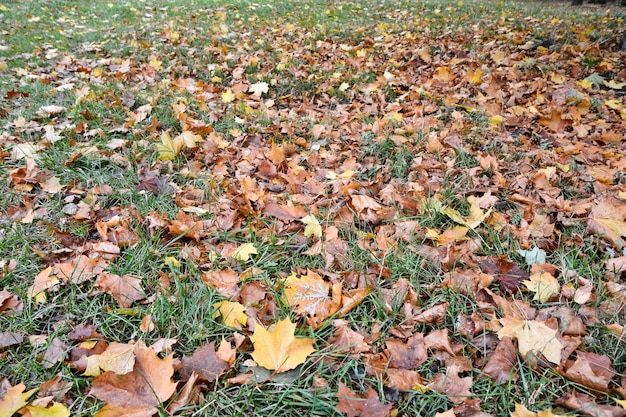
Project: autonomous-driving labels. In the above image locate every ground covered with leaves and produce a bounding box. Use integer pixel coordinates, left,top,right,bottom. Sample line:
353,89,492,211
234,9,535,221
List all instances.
1,0,625,416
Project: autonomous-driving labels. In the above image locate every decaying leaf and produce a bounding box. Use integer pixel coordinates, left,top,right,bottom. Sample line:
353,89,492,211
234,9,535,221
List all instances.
283,271,341,328
497,317,563,365
90,342,176,416
180,341,230,382
249,317,315,372
335,382,393,417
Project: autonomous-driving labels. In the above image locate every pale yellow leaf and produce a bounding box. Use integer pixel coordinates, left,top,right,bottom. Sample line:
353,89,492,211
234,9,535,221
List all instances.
231,243,258,262
222,89,235,103
497,318,563,364
523,272,560,303
84,342,136,376
25,402,70,417
301,215,322,239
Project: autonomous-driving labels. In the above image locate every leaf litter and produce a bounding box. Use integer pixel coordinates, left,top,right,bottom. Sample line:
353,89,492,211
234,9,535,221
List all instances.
1,0,626,415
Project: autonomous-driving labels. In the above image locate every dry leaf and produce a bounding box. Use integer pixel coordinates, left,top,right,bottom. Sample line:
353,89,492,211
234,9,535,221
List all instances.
335,382,393,417
249,317,315,372
497,317,563,365
91,342,176,416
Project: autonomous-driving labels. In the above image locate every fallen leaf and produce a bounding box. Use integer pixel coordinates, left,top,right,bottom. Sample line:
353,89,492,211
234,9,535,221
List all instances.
230,243,258,262
427,364,472,404
0,383,37,417
497,317,563,365
523,272,560,303
24,402,71,417
510,403,565,417
91,342,176,416
301,214,323,239
212,300,248,327
335,382,393,417
94,273,145,308
250,317,315,372
483,337,517,384
181,342,230,382
283,271,341,328
84,342,136,376
563,351,615,392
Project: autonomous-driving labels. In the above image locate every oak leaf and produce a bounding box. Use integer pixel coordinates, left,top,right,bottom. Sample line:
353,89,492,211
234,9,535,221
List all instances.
250,318,315,372
91,342,176,417
497,317,563,364
335,382,393,417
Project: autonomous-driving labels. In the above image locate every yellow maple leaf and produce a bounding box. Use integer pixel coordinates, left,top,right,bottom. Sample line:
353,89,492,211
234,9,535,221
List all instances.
0,383,37,417
250,318,316,372
605,99,622,110
425,226,469,246
176,131,204,148
155,132,184,161
222,89,235,103
301,214,322,238
523,272,560,303
84,342,136,376
212,300,248,327
466,68,483,85
576,79,593,89
497,317,563,364
25,402,71,417
442,195,492,229
231,242,258,262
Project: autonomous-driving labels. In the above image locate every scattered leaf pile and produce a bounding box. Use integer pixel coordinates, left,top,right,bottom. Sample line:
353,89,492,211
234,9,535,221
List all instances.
1,0,625,415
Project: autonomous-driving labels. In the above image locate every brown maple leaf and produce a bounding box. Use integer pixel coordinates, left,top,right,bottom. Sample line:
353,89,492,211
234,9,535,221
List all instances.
335,382,393,417
180,341,230,382
90,342,177,417
427,364,473,404
479,256,528,293
385,333,428,369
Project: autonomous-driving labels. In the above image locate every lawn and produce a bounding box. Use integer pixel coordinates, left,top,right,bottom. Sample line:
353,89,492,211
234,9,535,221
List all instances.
1,0,625,416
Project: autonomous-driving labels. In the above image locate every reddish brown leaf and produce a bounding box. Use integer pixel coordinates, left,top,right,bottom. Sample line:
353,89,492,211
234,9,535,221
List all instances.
335,383,393,417
90,343,176,416
180,342,230,382
427,364,473,404
479,257,528,293
483,337,517,384
385,333,428,369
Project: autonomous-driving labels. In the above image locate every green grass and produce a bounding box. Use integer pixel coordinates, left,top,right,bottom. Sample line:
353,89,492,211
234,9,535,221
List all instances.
1,0,625,415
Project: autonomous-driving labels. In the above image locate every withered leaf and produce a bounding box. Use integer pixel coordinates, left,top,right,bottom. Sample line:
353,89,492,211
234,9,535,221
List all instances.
335,382,393,417
479,257,528,293
181,341,230,382
91,342,176,416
